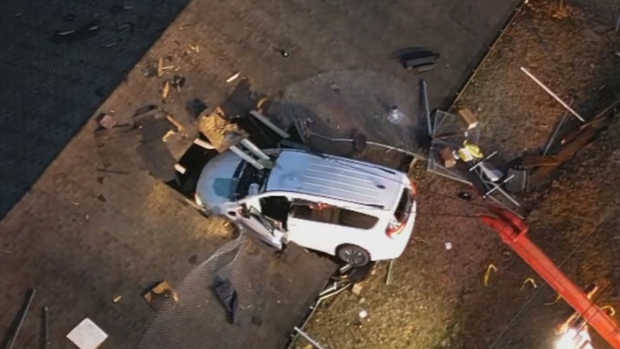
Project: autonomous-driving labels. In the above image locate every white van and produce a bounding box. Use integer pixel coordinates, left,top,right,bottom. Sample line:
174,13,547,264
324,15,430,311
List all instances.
195,148,416,266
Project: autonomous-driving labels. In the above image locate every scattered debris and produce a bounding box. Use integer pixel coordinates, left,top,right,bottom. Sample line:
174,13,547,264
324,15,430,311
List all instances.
457,107,479,130
212,274,239,324
440,147,456,168
226,72,241,83
280,49,290,58
445,242,453,250
602,305,616,316
457,191,473,201
143,281,178,312
396,47,440,72
174,163,186,174
118,22,135,33
162,81,170,99
42,306,49,349
66,318,108,349
189,44,200,52
157,58,164,77
385,259,395,286
166,115,184,132
113,295,122,303
51,20,101,45
97,113,117,129
351,283,363,296
358,309,369,320
484,264,497,287
5,289,35,349
520,278,538,290
170,75,186,91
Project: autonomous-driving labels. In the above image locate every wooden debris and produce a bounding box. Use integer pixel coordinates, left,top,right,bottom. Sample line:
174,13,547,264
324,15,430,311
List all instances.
162,81,170,99
457,107,479,130
166,115,184,132
157,57,164,77
226,72,240,83
98,113,117,129
197,108,248,153
521,155,560,168
530,127,597,185
440,147,456,168
143,281,178,312
351,283,363,296
113,295,122,303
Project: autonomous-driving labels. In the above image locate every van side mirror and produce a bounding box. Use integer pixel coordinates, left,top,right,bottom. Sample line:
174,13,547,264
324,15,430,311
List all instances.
238,203,250,218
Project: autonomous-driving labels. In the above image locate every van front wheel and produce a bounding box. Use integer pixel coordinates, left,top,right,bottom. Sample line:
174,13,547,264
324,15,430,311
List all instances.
337,245,370,267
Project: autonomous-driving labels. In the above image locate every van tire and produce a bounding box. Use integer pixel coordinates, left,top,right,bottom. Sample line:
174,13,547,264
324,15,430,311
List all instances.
336,244,370,267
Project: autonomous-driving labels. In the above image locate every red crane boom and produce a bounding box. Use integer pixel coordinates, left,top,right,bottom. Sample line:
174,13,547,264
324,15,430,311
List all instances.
481,206,620,349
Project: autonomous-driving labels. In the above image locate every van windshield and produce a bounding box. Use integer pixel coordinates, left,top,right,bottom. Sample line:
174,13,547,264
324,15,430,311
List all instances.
234,162,271,199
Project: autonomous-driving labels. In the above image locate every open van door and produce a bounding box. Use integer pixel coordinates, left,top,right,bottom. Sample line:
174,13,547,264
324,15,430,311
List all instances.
237,204,284,250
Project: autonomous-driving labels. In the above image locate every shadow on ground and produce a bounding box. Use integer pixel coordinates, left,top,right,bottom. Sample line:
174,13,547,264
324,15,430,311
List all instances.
0,0,192,218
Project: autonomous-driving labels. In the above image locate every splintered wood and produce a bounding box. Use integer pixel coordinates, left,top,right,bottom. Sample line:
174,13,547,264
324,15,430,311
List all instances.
197,107,248,153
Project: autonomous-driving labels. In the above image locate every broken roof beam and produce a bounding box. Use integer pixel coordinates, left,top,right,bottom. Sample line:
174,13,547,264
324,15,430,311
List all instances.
529,126,597,185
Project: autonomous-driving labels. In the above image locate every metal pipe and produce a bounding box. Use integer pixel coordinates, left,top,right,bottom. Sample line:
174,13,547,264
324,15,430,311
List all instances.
419,79,432,135
250,111,290,139
240,139,271,161
42,306,49,349
294,327,327,349
229,145,265,170
520,67,585,122
6,289,36,349
543,99,572,155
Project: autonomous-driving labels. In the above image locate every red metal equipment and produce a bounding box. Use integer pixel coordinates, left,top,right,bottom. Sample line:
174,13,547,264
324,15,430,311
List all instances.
481,206,620,349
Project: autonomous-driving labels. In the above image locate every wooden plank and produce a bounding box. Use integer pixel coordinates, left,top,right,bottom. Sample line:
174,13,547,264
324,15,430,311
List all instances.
530,127,597,185
457,107,479,130
521,155,560,168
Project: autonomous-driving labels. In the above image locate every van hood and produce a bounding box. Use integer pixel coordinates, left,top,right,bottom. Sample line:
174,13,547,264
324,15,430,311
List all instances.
195,151,243,213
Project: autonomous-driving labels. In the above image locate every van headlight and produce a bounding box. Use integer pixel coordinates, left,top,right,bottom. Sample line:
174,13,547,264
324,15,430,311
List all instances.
194,193,204,207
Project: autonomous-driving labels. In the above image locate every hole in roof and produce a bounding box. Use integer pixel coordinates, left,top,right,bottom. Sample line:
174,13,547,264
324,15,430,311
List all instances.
376,184,386,189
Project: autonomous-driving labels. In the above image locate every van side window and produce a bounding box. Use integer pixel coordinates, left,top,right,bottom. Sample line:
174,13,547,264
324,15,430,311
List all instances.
290,202,378,230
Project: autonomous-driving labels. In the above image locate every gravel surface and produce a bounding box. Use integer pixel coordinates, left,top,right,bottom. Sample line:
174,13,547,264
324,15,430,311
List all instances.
295,1,620,348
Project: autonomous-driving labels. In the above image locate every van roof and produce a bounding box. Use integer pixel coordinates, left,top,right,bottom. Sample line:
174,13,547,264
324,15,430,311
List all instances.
265,149,407,209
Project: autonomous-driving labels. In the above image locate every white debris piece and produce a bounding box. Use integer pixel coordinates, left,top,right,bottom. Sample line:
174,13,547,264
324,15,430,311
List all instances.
359,309,368,319
67,318,108,349
445,242,453,250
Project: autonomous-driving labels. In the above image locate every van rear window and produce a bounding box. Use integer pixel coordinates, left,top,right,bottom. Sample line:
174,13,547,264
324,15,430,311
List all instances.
394,188,413,222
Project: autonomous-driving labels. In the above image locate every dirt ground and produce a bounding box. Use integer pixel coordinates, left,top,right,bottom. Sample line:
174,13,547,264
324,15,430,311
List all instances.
295,1,620,348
